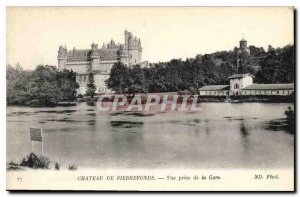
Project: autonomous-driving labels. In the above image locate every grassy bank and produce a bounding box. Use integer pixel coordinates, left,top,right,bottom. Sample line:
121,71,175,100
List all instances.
7,153,78,171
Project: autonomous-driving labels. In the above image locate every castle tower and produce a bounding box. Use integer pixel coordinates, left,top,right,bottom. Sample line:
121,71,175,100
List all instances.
138,39,143,63
90,42,100,71
125,30,142,66
124,29,129,47
118,44,128,65
57,45,67,70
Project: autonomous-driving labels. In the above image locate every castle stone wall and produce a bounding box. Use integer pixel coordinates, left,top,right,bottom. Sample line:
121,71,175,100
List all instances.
65,63,90,74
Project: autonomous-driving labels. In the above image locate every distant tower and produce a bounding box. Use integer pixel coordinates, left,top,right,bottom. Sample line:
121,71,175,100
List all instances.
57,45,67,70
236,35,250,73
240,34,247,49
238,34,250,54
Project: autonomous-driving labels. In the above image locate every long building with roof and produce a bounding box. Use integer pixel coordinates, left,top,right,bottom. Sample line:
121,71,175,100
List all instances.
199,73,294,97
57,30,144,95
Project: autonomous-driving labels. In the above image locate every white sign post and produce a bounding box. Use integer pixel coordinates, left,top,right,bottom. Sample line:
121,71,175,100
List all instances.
30,128,43,156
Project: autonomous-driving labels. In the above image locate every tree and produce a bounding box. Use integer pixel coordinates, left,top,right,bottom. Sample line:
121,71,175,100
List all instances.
7,65,79,106
30,65,60,105
56,69,79,101
106,62,131,93
268,45,275,53
6,64,32,105
85,72,97,98
15,62,23,72
127,64,147,95
106,44,294,94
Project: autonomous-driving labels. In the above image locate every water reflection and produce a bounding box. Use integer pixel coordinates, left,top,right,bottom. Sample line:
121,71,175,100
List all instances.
110,120,144,128
46,118,78,123
204,119,210,136
110,112,154,117
240,121,249,137
265,119,294,134
88,119,96,126
36,110,76,114
239,120,250,154
86,101,96,106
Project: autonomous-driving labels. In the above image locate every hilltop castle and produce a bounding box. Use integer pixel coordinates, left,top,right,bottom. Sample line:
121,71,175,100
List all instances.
57,30,143,94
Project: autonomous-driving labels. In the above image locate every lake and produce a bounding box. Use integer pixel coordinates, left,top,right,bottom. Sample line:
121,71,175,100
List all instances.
6,102,294,169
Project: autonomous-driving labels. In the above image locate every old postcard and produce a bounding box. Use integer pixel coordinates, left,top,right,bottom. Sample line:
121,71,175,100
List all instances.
6,7,295,191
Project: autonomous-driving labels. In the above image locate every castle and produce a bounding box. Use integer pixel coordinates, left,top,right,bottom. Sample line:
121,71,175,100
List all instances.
57,30,143,95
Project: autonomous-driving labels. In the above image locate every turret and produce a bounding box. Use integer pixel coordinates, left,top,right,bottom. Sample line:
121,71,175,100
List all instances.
90,42,100,71
90,42,100,58
138,39,143,63
125,29,129,47
57,45,67,70
107,39,117,49
124,30,142,65
240,38,247,50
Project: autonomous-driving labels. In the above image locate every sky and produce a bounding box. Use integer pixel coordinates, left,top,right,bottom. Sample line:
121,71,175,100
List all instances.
7,7,294,70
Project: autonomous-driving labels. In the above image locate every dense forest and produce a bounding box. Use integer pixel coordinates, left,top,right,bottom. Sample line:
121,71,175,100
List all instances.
106,44,294,94
7,65,78,106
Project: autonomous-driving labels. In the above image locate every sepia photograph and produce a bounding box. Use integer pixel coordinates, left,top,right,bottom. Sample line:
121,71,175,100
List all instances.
5,6,295,191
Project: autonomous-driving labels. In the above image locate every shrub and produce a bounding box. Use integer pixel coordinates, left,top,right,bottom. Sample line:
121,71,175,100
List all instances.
284,106,295,133
68,164,78,171
55,162,60,170
20,153,50,169
7,162,23,171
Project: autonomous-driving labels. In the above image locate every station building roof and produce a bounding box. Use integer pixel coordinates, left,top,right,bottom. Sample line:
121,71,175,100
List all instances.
199,85,230,91
243,83,294,90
